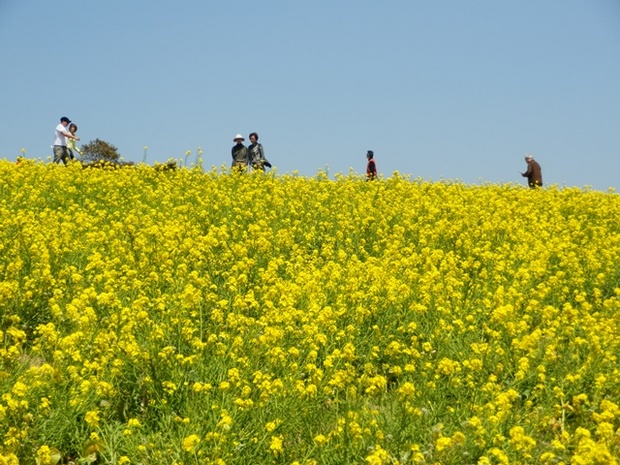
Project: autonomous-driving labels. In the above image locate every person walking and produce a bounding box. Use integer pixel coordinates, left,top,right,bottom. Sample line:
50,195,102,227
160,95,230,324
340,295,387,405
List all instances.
67,123,82,160
521,154,542,188
366,150,377,181
248,132,272,171
231,134,248,172
53,116,79,164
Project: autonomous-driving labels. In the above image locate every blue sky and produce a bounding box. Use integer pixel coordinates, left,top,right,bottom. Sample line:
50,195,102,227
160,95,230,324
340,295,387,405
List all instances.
1,0,619,190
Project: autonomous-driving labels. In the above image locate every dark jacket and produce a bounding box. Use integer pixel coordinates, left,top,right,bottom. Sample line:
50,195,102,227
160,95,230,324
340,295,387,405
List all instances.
366,158,377,180
522,159,542,188
231,143,248,167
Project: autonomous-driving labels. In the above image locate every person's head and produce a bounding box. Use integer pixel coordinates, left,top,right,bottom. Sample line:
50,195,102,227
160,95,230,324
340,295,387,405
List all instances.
367,150,374,160
525,154,533,162
60,116,71,127
69,123,78,134
233,134,245,144
249,132,259,143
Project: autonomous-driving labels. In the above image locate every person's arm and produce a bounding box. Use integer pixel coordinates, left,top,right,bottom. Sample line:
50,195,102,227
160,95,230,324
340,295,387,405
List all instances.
249,145,259,164
67,138,82,153
521,164,531,177
61,130,79,140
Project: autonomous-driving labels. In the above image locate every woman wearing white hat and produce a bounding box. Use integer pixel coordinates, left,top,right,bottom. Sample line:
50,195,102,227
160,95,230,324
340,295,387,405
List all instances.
231,134,248,172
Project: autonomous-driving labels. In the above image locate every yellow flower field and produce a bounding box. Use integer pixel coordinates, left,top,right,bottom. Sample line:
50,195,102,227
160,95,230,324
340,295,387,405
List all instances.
0,160,619,464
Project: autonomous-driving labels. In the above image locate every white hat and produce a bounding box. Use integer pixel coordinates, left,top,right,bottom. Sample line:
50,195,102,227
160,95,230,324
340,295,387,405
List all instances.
233,134,245,141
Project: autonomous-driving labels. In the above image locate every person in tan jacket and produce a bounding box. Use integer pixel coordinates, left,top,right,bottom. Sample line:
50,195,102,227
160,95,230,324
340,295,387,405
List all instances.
521,154,542,188
231,134,248,172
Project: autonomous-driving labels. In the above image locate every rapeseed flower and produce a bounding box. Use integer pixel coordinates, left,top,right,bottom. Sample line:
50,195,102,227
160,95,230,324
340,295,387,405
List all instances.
181,434,200,452
269,435,283,455
1,162,620,462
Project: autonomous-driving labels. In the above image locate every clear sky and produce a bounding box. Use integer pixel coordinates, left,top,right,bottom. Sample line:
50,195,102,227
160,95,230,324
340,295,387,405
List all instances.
1,1,619,190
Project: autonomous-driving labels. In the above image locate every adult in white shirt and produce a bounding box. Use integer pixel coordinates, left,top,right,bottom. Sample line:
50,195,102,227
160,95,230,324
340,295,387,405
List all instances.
53,116,79,164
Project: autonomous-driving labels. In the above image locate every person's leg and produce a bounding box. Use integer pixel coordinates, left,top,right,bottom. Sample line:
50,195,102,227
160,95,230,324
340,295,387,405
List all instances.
53,146,64,164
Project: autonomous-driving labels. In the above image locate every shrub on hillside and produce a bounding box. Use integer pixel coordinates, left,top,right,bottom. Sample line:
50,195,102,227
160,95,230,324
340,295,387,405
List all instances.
80,139,121,163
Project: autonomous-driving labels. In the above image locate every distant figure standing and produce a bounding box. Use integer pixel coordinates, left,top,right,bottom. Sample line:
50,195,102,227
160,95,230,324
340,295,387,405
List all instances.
248,132,272,171
67,123,82,160
366,150,377,181
53,116,79,164
521,154,542,188
231,134,248,172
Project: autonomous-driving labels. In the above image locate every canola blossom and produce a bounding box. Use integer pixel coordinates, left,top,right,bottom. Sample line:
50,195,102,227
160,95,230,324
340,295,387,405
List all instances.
0,160,619,464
